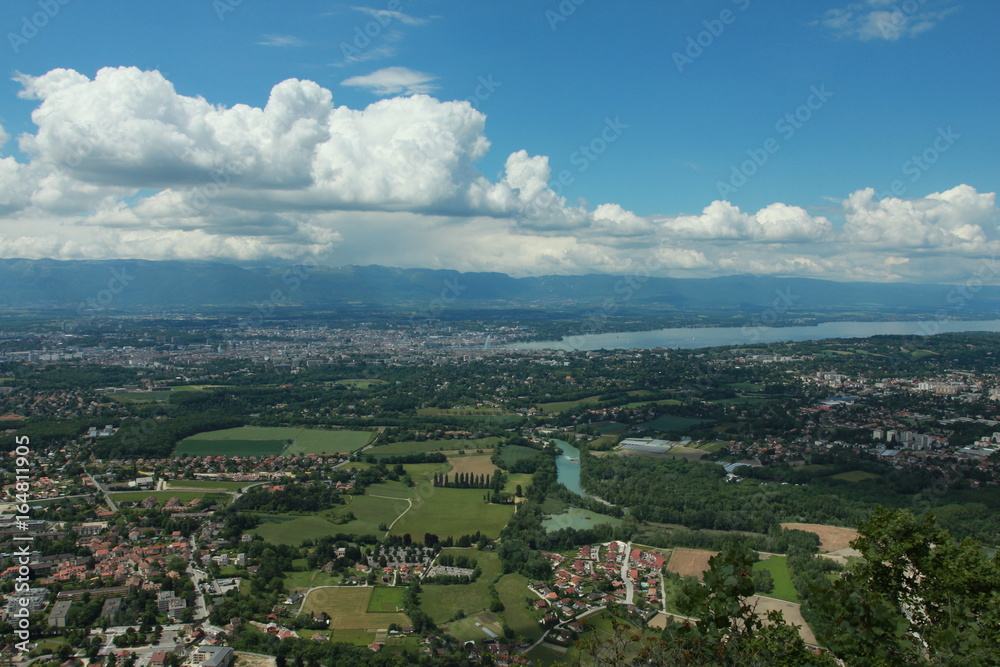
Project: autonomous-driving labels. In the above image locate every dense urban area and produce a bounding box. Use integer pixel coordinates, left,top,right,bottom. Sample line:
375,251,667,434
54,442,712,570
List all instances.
2,314,999,666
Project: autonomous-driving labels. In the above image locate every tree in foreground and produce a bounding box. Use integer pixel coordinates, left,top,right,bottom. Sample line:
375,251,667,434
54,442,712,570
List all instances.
575,543,832,666
810,506,1000,666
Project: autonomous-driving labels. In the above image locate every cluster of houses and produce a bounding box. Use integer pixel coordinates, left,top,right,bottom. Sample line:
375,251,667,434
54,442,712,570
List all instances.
528,541,668,638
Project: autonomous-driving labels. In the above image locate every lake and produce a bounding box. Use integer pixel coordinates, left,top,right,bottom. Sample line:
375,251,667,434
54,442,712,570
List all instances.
512,319,1000,351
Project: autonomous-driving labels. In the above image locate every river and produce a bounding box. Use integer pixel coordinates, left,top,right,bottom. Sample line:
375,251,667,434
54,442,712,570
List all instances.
511,318,1000,351
552,438,586,497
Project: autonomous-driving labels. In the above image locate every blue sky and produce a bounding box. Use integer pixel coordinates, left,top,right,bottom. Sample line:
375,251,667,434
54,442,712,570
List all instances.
0,0,997,283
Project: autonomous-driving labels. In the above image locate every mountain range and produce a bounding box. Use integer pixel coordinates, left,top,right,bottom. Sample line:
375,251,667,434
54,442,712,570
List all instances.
0,258,997,318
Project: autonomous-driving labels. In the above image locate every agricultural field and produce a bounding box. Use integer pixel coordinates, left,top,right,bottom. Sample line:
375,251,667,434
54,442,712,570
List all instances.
495,573,543,641
283,569,341,590
752,555,798,602
499,445,541,467
667,548,718,580
416,407,509,416
253,494,406,544
164,479,246,491
302,587,409,631
286,428,376,455
446,454,499,478
390,487,514,539
445,611,505,642
333,379,387,389
831,470,881,482
542,507,622,533
109,490,227,506
749,595,816,645
368,437,500,458
367,587,406,613
173,426,376,456
421,549,502,624
536,395,601,413
641,414,713,432
780,523,859,552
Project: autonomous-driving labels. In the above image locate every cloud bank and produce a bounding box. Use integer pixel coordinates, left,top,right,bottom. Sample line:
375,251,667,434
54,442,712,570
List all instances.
0,66,996,284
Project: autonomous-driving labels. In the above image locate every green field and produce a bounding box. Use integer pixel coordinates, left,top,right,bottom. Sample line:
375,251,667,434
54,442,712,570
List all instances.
165,479,246,491
642,414,714,432
174,426,376,456
391,487,514,539
753,555,798,602
334,379,387,389
368,437,500,458
253,494,407,544
109,490,227,506
499,445,541,467
368,587,406,613
284,569,341,590
692,441,729,453
422,550,502,624
417,407,509,416
536,395,601,413
831,470,881,482
526,643,570,666
286,429,376,455
303,587,409,631
496,573,542,640
542,506,622,533
504,473,533,496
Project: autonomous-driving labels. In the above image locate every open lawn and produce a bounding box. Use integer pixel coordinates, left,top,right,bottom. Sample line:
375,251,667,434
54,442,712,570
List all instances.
667,548,718,580
536,395,602,413
284,569,341,590
542,507,622,533
165,479,246,491
368,587,406,613
831,470,881,482
302,587,409,630
753,555,798,602
641,414,713,432
780,523,859,552
422,550,501,624
495,573,542,641
109,490,227,506
391,487,514,538
750,595,816,645
174,426,375,456
447,454,499,478
504,473,532,497
334,379,387,389
254,494,407,544
444,611,505,642
368,437,499,457
499,445,542,467
526,643,569,666
286,429,376,455
417,407,509,416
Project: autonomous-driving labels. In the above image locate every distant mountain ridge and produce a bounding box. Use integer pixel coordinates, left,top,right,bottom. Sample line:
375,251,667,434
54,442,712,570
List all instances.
0,257,998,317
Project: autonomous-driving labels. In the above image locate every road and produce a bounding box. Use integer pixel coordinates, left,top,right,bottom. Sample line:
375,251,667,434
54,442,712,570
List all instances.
82,464,117,512
619,542,635,605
